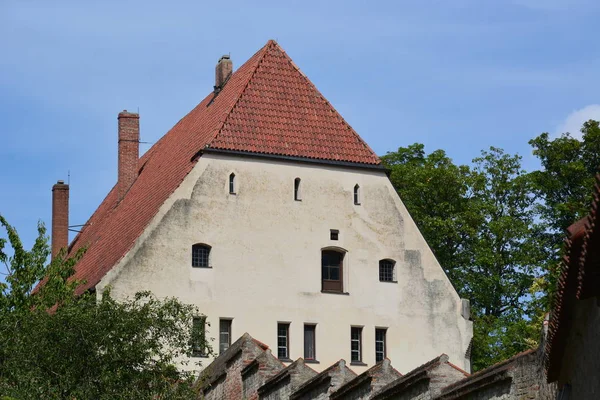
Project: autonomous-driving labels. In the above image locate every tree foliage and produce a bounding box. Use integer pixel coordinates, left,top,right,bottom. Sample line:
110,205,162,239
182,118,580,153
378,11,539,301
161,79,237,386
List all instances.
529,120,600,299
0,215,210,399
382,146,547,370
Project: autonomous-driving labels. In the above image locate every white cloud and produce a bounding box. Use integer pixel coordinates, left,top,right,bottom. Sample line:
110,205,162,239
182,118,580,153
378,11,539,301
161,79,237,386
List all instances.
555,104,600,138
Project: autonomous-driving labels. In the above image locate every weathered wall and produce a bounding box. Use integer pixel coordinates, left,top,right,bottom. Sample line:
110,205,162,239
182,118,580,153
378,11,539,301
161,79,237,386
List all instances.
428,364,468,398
556,297,600,399
389,380,430,400
98,153,472,374
293,363,356,400
241,352,283,400
260,360,317,400
438,349,556,400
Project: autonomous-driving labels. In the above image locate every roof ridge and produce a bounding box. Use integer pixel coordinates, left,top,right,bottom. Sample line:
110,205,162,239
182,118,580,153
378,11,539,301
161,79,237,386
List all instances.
206,41,274,148
271,41,380,163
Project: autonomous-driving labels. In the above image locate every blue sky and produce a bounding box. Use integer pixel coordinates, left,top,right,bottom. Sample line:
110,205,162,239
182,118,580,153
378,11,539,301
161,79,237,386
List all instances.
1,0,600,254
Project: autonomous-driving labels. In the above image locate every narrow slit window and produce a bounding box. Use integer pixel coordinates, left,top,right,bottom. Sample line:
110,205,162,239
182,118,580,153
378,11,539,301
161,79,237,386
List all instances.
229,173,236,194
219,319,232,354
192,244,211,268
354,184,360,205
375,328,387,362
304,324,316,360
379,259,396,282
351,327,362,363
277,323,290,360
294,178,302,201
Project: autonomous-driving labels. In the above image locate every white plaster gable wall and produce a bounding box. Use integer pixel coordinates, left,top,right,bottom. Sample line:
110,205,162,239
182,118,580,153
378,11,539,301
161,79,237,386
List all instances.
98,153,473,374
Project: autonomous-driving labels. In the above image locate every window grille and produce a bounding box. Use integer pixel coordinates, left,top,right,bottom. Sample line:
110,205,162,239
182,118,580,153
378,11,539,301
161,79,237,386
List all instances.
192,244,211,268
277,323,290,359
379,259,395,282
375,328,387,362
351,327,362,363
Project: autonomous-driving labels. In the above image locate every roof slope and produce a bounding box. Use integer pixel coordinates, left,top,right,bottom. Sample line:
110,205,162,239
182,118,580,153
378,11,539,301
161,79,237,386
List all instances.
64,40,381,293
209,42,380,164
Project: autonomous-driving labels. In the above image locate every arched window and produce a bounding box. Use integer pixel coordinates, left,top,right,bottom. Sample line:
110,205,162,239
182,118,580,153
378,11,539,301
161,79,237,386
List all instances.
379,259,396,282
192,244,211,268
294,178,302,201
354,184,361,205
322,249,344,293
229,173,236,194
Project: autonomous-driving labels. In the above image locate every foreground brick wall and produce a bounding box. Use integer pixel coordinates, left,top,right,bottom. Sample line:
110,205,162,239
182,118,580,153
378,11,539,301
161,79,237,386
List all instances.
241,351,284,400
259,359,318,400
438,348,556,400
555,297,600,399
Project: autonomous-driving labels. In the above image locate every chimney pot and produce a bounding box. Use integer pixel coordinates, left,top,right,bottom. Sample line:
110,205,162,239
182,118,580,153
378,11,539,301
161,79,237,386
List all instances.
52,180,69,259
117,111,140,201
215,55,233,92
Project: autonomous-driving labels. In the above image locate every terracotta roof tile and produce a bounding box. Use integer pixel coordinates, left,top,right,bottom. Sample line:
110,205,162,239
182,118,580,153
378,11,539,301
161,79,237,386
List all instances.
56,40,381,294
209,41,381,165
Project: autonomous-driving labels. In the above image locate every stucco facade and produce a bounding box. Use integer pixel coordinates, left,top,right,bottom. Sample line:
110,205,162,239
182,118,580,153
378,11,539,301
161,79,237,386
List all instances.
97,152,472,374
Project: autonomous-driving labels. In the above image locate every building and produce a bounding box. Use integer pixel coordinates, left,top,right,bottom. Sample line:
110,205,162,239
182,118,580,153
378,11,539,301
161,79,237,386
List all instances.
50,40,472,374
544,175,600,399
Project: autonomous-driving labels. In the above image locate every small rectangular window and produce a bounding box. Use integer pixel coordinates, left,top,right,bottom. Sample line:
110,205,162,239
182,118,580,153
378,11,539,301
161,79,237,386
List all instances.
351,326,362,363
379,260,395,282
219,319,232,354
375,328,387,362
191,316,207,357
277,323,290,360
192,244,211,268
330,229,339,241
304,324,316,360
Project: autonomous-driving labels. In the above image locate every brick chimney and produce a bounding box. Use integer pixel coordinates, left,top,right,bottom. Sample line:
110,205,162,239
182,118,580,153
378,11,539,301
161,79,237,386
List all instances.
214,55,232,92
51,180,69,259
117,110,139,201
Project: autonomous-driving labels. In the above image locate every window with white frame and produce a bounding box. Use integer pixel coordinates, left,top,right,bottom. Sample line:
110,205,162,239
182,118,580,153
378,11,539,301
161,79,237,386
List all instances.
351,326,362,363
375,328,387,362
277,323,290,359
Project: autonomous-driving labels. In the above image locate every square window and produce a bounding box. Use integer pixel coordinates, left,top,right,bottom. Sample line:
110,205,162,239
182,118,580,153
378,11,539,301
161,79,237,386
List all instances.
192,244,211,268
379,260,395,282
330,230,339,241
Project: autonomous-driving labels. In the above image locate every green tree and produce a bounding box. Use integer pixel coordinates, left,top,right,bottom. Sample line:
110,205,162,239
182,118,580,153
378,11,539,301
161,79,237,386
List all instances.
0,216,210,399
382,146,546,370
468,148,546,370
529,120,600,300
381,143,478,291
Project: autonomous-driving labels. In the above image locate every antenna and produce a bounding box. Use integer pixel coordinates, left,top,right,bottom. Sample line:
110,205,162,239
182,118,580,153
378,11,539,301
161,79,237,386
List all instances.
68,170,70,185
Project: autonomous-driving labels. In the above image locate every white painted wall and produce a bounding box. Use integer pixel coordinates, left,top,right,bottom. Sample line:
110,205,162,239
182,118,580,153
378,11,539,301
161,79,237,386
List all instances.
98,153,473,375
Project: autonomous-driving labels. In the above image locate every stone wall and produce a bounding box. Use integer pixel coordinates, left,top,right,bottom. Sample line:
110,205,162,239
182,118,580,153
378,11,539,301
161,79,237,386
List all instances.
259,359,318,400
556,297,600,399
438,348,556,400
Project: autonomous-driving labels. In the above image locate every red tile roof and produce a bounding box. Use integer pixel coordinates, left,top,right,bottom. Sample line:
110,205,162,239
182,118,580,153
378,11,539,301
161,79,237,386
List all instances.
209,42,380,164
61,40,381,294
